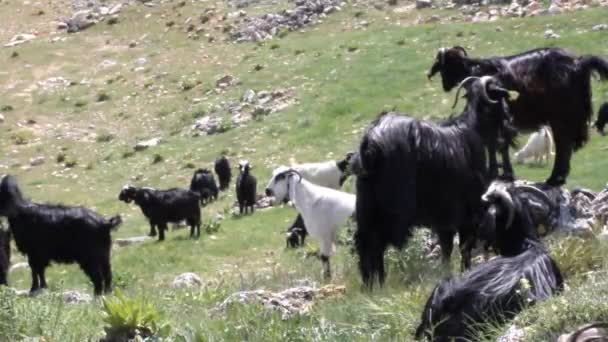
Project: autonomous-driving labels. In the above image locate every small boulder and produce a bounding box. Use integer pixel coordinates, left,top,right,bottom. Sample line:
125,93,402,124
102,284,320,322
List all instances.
592,24,608,31
0,113,4,123
30,156,45,167
416,0,432,8
172,272,203,289
134,138,161,151
544,29,560,39
242,89,257,104
63,290,92,304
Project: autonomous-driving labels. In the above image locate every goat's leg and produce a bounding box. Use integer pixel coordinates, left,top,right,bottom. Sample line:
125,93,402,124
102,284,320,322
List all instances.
437,231,454,272
457,227,475,271
148,222,157,237
29,262,41,293
81,261,104,296
320,238,334,280
158,223,168,241
500,146,514,181
101,258,113,294
487,144,499,180
546,128,572,187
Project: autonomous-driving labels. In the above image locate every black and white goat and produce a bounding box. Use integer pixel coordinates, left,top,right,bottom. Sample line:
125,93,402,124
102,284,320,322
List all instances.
236,160,257,215
351,76,515,288
0,175,122,295
265,167,355,279
428,46,608,186
0,221,10,286
415,181,564,341
190,168,219,205
595,102,608,136
214,156,232,191
118,185,201,241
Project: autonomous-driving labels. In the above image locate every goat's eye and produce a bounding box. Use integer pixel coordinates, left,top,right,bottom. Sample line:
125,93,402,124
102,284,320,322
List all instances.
276,174,285,181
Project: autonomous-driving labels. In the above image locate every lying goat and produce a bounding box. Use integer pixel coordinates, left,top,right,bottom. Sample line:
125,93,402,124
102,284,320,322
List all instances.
265,167,355,279
415,181,563,341
0,175,122,295
514,126,554,165
119,185,201,241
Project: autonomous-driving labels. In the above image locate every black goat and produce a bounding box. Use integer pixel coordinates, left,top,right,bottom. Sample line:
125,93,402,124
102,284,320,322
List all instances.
236,161,257,215
351,76,514,288
595,102,608,136
214,156,232,191
428,46,608,186
286,215,307,248
415,181,564,341
190,168,219,205
0,175,122,295
118,185,201,241
0,222,10,286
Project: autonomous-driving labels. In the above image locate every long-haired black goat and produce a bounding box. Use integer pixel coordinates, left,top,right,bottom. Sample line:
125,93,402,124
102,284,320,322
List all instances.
351,76,514,288
118,185,201,241
0,221,10,286
214,156,232,191
0,175,122,295
190,168,219,206
415,181,564,341
428,46,608,186
595,102,608,136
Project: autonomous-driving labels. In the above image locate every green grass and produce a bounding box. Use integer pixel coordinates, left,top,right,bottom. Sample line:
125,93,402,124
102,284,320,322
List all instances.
1,0,608,340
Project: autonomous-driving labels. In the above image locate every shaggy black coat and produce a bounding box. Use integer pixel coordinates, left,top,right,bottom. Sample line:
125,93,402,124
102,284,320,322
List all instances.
118,186,201,241
428,46,608,186
415,183,563,341
595,102,608,136
351,78,513,288
0,175,122,295
0,226,10,286
236,162,257,215
214,156,232,191
190,168,219,205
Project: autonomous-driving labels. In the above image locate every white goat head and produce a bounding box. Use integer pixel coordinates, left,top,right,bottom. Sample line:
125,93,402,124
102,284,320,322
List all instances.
265,166,302,203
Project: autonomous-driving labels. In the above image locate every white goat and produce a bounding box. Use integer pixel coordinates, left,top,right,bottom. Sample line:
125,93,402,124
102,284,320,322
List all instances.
288,152,353,189
265,166,356,279
514,126,554,165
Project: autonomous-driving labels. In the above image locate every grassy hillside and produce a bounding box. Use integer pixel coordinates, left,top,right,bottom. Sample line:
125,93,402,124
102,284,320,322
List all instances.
1,0,608,340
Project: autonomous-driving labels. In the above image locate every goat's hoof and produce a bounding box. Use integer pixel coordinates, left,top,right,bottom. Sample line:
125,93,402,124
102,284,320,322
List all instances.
148,232,157,237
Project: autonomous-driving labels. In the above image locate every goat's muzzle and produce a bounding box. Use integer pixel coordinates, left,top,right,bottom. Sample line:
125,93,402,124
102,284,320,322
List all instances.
265,188,273,197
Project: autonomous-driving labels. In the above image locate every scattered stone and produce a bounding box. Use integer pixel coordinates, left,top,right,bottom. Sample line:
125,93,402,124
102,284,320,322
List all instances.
592,24,608,31
425,14,441,23
172,272,203,289
37,77,71,92
0,114,4,123
255,195,275,209
497,324,526,342
216,74,237,89
193,116,228,135
30,157,45,167
134,138,161,151
114,236,152,247
242,89,257,104
4,33,36,47
135,57,147,66
496,26,504,32
108,4,123,15
64,10,98,33
547,3,563,14
416,0,432,8
544,29,560,39
63,290,92,304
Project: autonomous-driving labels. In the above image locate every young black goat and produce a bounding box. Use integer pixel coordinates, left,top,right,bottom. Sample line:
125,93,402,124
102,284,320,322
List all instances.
0,175,122,295
595,102,608,136
0,222,10,286
214,156,232,191
118,185,201,241
415,181,564,341
190,168,219,206
428,46,608,186
351,76,514,288
236,161,257,215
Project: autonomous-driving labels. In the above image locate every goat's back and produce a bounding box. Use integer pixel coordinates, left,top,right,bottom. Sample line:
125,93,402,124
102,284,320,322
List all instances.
293,161,341,189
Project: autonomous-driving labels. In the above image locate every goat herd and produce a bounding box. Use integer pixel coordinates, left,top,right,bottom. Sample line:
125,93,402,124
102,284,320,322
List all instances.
1,46,608,341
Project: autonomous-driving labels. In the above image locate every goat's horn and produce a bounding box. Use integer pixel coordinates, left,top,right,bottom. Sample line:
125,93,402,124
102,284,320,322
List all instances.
288,169,303,183
453,45,468,56
452,76,480,108
515,185,556,211
438,47,447,65
479,76,499,105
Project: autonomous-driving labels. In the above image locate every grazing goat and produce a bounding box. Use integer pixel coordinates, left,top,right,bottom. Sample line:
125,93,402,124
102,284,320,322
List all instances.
190,168,219,205
351,76,515,288
118,185,201,240
514,126,554,165
0,223,10,286
0,175,122,295
428,46,608,186
236,161,257,215
595,102,608,135
284,152,354,248
415,181,564,341
265,167,355,278
214,156,232,191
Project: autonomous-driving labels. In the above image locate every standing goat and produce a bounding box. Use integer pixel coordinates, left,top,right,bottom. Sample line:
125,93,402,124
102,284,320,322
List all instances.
190,168,219,205
0,222,10,286
351,76,515,288
415,181,563,341
236,161,257,215
514,126,554,165
118,185,201,240
0,175,122,295
265,167,355,279
595,102,608,136
428,46,608,186
214,156,232,191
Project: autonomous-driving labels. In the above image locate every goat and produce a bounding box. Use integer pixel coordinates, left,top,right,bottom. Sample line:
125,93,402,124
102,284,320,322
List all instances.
351,76,515,288
514,126,554,165
118,185,200,241
214,156,232,191
236,161,257,215
0,222,10,286
595,102,608,136
0,175,122,295
428,46,608,186
190,168,219,205
265,167,355,278
415,181,564,341
283,152,354,248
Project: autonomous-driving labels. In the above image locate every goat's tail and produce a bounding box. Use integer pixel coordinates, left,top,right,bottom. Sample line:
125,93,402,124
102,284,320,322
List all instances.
580,55,608,81
107,215,123,231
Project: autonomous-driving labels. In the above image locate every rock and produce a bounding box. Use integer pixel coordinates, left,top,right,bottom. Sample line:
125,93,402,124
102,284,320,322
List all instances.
135,57,147,66
64,10,98,33
4,33,36,47
253,105,271,118
108,4,123,15
547,3,563,14
37,77,71,92
242,89,257,104
114,236,152,247
172,272,203,289
30,157,45,167
497,324,525,342
544,29,560,39
216,74,236,88
193,116,228,135
523,0,540,13
556,323,608,341
62,290,92,304
0,114,4,123
416,0,432,8
425,15,441,23
496,26,504,32
255,195,275,209
592,24,608,31
134,138,161,151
